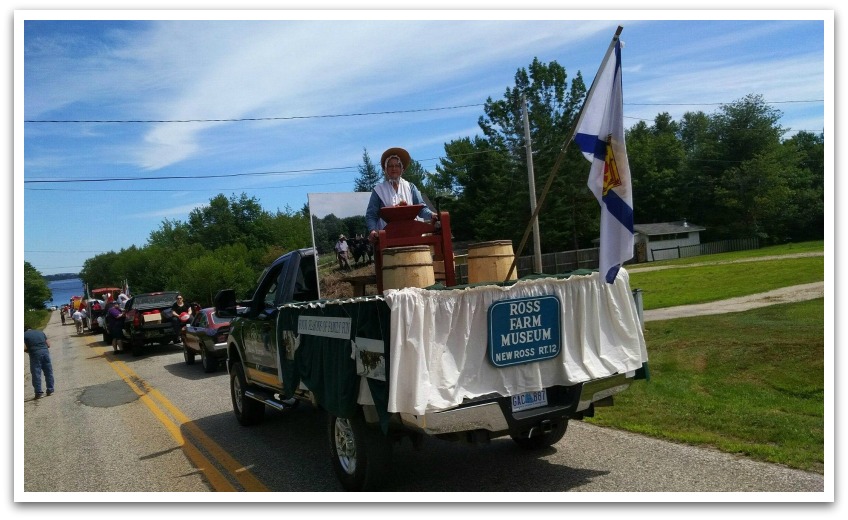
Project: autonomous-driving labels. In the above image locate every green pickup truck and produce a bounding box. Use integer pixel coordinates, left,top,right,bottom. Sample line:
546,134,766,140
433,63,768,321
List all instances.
215,247,649,491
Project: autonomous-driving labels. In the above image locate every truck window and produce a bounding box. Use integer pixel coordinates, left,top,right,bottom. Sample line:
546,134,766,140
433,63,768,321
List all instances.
264,280,278,308
293,258,319,302
255,257,288,310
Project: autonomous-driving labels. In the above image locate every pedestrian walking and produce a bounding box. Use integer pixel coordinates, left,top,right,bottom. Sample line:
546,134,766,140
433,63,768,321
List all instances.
24,326,55,400
72,308,84,334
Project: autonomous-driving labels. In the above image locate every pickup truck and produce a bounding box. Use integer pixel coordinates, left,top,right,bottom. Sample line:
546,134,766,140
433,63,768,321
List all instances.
215,247,649,491
121,291,182,356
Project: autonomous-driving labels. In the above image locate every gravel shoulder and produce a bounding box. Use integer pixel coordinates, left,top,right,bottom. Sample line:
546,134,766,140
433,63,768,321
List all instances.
643,281,824,321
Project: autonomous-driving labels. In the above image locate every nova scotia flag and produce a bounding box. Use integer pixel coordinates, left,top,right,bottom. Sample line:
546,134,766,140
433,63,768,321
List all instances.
574,37,634,283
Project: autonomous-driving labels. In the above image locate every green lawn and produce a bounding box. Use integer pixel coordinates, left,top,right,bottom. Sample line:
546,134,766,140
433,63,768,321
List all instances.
586,242,826,473
628,242,824,310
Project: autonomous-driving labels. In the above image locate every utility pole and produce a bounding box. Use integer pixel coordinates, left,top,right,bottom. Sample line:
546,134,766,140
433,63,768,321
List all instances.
522,94,543,273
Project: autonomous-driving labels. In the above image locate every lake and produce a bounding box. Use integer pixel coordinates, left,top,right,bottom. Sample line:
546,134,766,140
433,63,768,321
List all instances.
47,278,85,307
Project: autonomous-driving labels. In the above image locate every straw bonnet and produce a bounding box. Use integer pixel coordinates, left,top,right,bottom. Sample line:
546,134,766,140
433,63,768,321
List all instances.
380,147,411,171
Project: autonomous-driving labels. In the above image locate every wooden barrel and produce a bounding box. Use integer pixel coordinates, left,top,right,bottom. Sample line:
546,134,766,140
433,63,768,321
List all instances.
382,245,435,290
467,240,517,284
433,259,455,283
433,260,444,282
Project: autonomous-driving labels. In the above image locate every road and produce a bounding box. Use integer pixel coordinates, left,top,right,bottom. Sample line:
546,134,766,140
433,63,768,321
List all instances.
19,301,825,498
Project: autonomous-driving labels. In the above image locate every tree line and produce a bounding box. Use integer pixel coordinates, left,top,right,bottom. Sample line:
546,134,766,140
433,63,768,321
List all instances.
29,57,821,309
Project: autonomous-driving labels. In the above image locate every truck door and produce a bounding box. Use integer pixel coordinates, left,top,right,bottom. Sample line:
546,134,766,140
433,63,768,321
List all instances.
242,258,288,387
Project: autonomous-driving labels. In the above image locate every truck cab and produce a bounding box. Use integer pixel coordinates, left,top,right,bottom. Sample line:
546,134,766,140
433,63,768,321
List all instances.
216,248,318,391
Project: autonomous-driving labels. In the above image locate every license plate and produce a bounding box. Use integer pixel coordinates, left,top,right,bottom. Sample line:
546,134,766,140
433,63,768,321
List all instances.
511,389,548,412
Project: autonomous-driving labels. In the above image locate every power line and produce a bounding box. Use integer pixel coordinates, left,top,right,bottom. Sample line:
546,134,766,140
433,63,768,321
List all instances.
627,99,823,106
24,167,353,184
23,99,823,124
24,103,486,124
25,181,353,191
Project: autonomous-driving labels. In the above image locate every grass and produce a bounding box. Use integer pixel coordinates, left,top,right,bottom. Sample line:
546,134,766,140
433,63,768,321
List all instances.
24,309,51,331
634,240,824,268
587,299,825,473
584,241,826,473
628,241,824,310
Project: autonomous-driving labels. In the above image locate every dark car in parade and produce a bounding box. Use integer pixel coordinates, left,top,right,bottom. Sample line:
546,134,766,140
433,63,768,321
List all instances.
183,306,232,373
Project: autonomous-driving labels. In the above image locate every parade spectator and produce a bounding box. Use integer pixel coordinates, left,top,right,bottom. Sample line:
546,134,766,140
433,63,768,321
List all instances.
72,308,84,334
24,326,54,399
171,294,192,344
106,301,125,353
117,290,129,309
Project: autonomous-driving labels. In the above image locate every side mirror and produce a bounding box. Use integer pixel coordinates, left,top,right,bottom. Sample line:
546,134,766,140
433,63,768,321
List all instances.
214,289,238,318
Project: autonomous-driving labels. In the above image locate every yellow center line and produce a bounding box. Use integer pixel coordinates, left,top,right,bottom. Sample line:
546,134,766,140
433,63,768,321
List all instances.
144,384,270,492
106,358,236,492
100,348,269,492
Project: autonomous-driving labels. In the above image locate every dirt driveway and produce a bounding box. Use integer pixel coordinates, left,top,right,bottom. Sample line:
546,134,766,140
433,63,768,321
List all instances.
629,252,825,322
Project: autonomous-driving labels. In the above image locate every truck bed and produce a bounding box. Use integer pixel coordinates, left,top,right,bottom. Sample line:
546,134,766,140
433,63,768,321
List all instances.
274,268,647,429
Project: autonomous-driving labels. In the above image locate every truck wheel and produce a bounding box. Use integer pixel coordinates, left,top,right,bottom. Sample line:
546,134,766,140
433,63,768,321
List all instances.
510,419,568,450
131,337,144,357
327,410,392,491
230,361,264,426
184,346,196,365
201,347,216,373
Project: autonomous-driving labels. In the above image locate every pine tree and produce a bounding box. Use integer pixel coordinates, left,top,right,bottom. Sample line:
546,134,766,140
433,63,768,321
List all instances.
353,148,382,192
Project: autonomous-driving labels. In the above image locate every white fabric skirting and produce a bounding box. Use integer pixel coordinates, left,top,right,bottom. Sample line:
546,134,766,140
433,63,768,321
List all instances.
383,269,648,415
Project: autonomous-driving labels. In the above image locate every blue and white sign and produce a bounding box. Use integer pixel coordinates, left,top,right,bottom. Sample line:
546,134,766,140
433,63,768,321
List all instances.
488,295,562,367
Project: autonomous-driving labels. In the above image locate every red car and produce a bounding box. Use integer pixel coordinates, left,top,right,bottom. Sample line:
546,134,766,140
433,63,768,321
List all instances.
183,307,232,373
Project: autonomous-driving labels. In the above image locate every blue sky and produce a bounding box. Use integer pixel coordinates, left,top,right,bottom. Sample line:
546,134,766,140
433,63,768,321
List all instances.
16,10,831,276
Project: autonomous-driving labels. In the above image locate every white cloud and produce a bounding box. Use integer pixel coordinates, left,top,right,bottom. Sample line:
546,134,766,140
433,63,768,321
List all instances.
128,201,206,219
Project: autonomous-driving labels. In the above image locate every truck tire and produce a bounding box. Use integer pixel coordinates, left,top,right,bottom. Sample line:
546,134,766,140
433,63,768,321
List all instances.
131,337,144,357
201,347,217,373
230,361,264,426
327,410,392,491
510,419,568,450
184,346,196,365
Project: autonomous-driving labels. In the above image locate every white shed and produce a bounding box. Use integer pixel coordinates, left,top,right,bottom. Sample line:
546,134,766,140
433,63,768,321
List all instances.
633,220,706,262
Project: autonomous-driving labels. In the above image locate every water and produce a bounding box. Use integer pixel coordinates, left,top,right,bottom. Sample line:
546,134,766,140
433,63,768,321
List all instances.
46,278,85,308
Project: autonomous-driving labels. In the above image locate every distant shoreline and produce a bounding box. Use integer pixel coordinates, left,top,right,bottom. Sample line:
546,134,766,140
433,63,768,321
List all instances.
43,273,80,282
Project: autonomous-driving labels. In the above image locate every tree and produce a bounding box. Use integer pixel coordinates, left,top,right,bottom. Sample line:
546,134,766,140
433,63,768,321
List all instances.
782,131,824,241
401,159,428,192
147,219,191,249
266,206,312,253
185,193,271,250
694,95,785,240
354,148,382,192
438,58,592,250
178,243,258,305
626,114,687,223
24,262,52,309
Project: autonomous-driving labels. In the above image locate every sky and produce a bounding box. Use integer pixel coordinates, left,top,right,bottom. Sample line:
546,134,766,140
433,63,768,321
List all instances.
8,2,840,510
15,8,832,277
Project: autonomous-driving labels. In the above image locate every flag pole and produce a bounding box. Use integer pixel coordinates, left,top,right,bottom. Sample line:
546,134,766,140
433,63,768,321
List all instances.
570,25,623,142
503,25,623,282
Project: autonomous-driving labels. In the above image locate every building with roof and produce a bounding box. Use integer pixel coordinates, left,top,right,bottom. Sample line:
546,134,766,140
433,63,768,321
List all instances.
633,220,707,262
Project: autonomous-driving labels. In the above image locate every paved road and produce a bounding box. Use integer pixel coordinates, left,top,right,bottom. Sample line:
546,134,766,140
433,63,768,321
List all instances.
19,314,211,494
19,257,827,497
